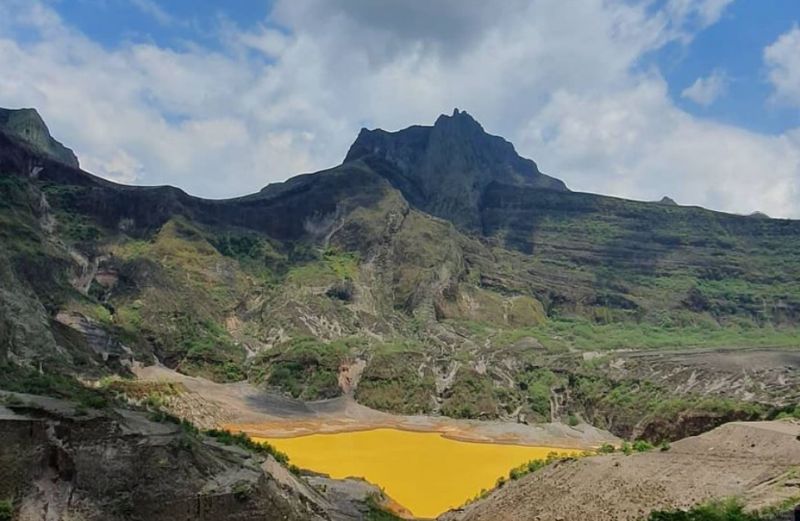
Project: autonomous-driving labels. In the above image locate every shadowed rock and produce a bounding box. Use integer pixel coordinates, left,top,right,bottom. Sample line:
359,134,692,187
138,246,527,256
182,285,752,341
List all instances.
345,108,567,229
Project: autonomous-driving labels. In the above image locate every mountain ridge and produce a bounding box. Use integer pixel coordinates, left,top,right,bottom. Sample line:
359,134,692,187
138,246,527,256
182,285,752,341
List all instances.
344,108,568,229
1,105,799,439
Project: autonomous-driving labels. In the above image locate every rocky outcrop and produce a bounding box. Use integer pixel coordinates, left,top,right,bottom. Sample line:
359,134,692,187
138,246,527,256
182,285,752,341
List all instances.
0,392,401,521
0,108,79,168
345,109,567,229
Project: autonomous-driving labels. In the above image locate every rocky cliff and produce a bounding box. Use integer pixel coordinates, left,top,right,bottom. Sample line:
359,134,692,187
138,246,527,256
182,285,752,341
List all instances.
0,106,798,441
0,108,79,168
0,391,399,521
345,108,566,229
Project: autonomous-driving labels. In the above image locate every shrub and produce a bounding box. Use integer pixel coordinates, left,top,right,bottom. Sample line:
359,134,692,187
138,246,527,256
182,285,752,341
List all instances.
0,362,112,409
597,443,616,454
507,452,578,482
0,499,12,521
648,499,768,520
232,480,253,501
204,428,297,472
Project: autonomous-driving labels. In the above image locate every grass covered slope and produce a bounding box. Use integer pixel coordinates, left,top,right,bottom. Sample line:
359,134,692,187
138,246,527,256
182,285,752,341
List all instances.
0,108,799,442
480,183,800,325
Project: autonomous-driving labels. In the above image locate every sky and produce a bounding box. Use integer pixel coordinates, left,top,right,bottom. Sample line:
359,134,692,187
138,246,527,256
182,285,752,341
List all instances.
0,1,799,217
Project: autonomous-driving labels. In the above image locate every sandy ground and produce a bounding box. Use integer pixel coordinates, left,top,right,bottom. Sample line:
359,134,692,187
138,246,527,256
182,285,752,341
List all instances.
441,420,800,521
133,364,617,449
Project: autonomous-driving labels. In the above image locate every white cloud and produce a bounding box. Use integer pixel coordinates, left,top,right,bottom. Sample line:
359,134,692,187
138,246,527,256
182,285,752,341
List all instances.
681,69,728,106
130,0,174,26
523,80,800,217
666,0,734,29
0,0,798,217
765,24,800,108
82,149,143,185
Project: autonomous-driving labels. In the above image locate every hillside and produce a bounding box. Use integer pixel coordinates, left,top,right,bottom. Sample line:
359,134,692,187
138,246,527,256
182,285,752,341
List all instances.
440,421,800,521
1,106,799,445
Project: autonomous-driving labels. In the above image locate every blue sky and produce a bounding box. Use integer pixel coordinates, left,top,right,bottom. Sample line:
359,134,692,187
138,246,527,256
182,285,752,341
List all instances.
653,0,800,134
57,0,800,135
62,0,275,50
0,0,798,216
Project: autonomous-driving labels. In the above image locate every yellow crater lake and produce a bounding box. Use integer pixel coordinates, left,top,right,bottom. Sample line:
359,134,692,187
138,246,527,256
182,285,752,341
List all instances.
253,428,580,518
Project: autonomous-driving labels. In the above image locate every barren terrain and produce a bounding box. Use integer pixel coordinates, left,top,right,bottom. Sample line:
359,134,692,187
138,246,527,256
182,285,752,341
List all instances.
441,421,800,521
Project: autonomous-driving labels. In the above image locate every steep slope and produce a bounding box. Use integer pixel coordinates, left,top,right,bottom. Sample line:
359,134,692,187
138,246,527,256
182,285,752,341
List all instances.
440,421,800,521
345,109,566,229
0,108,79,168
0,391,401,521
0,107,798,441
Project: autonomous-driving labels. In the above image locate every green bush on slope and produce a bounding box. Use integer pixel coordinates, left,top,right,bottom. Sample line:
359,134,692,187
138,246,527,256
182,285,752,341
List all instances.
648,499,791,521
251,337,348,400
0,498,12,521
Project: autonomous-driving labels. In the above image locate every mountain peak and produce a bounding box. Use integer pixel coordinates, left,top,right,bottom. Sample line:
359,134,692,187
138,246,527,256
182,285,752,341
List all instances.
0,107,79,168
344,110,567,229
433,108,483,130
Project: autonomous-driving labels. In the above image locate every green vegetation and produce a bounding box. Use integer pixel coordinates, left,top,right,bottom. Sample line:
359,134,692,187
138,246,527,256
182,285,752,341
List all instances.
251,337,348,400
569,374,770,442
176,317,246,382
0,362,111,409
355,352,436,414
440,368,500,419
365,496,404,521
211,232,285,282
597,443,616,454
507,451,576,481
648,498,792,521
53,209,102,243
101,378,185,402
516,368,564,420
775,404,800,420
204,428,296,470
138,394,301,474
468,450,589,506
285,247,359,286
494,317,800,352
0,499,12,521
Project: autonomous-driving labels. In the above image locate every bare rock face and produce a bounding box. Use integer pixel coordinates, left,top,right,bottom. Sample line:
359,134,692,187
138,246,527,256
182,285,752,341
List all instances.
0,394,332,521
0,108,79,168
345,108,567,229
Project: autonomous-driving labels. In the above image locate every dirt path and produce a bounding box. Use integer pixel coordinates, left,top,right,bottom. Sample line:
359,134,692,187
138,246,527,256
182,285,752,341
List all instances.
441,421,800,521
133,364,617,449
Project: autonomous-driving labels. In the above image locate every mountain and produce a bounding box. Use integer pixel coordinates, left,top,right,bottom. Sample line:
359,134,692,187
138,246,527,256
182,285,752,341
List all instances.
344,108,567,229
1,106,799,437
0,107,79,168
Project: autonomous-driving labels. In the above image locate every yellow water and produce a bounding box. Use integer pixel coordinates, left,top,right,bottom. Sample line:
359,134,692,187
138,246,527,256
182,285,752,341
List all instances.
253,428,579,519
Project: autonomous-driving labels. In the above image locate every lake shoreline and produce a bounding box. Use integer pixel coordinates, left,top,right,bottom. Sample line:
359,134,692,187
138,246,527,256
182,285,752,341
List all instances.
252,427,585,518
134,363,618,450
230,420,603,450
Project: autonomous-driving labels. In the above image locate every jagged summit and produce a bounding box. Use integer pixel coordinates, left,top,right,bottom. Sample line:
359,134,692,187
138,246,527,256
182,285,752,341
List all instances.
0,107,79,168
345,109,567,229
433,107,483,129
